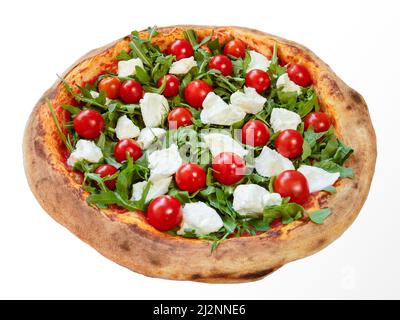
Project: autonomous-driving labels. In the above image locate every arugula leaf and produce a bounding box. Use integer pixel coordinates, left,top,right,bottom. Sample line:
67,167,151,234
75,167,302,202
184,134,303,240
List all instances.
207,38,222,55
135,66,151,84
129,37,152,67
115,156,135,199
116,50,132,61
151,55,175,83
314,160,354,178
61,104,81,115
147,25,159,41
47,100,73,151
308,208,331,224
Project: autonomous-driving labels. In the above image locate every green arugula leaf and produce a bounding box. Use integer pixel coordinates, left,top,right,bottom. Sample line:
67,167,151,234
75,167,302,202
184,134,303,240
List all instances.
47,100,73,152
208,38,222,55
314,160,354,178
308,208,331,224
135,66,151,84
116,50,132,61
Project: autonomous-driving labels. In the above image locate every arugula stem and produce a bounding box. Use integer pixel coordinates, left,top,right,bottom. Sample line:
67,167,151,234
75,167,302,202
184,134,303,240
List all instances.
47,100,74,152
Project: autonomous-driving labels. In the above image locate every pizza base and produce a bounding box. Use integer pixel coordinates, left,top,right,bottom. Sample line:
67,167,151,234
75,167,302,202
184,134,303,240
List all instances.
23,25,376,283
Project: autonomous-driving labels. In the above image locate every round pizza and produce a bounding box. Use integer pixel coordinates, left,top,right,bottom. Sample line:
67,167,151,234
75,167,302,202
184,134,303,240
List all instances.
23,25,376,283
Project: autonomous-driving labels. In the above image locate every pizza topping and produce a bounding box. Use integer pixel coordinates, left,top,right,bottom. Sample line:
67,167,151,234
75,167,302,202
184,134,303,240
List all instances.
184,80,213,109
175,163,206,193
90,90,111,105
178,202,223,236
118,58,144,77
304,112,331,132
94,164,118,190
73,109,105,139
287,64,312,87
203,132,248,158
131,177,172,203
98,77,121,99
147,195,183,231
275,129,304,159
167,39,194,61
67,140,103,167
247,50,271,72
245,69,271,93
223,39,246,58
158,74,180,97
169,56,197,75
139,93,169,127
270,108,301,132
148,144,183,180
274,170,310,205
120,80,143,104
230,86,267,114
208,55,233,76
115,115,140,140
114,139,142,163
137,127,166,150
241,120,270,147
297,165,340,193
212,152,246,185
255,146,294,177
276,73,302,94
168,107,193,129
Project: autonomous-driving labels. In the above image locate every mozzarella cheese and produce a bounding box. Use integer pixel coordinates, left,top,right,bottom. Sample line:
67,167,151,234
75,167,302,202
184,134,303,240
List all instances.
203,132,248,158
67,140,103,167
276,73,302,94
148,144,183,180
297,165,340,193
139,93,170,127
118,58,144,77
169,56,197,75
90,91,111,105
270,108,302,132
230,86,267,114
246,50,271,73
233,184,282,215
137,127,166,150
115,115,140,140
130,176,172,203
178,202,224,236
200,92,246,126
255,146,294,177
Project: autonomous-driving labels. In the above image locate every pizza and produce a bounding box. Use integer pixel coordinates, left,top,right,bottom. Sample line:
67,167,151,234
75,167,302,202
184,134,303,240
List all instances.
23,25,376,283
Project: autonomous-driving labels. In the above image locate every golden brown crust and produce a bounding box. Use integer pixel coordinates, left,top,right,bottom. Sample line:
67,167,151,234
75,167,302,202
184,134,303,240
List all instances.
23,25,376,283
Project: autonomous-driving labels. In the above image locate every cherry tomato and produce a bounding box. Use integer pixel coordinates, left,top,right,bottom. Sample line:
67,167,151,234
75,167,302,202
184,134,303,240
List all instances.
208,55,233,76
114,139,142,163
120,80,143,103
223,39,246,58
168,108,193,129
212,152,246,186
73,109,104,139
287,64,312,87
175,163,206,193
168,39,194,60
274,170,310,205
147,195,183,231
184,80,213,108
275,129,303,159
94,164,118,190
157,74,180,97
304,112,331,133
245,69,270,93
241,120,270,147
98,77,121,99
270,218,282,228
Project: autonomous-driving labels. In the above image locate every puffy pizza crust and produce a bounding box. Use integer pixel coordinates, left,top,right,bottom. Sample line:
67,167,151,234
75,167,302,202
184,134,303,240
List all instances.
23,26,376,283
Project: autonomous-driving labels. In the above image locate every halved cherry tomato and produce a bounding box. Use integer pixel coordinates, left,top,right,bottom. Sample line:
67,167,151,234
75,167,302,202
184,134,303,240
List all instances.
241,120,270,147
304,112,331,133
158,74,180,97
168,108,193,129
175,163,206,193
95,164,118,190
73,109,104,139
245,69,270,93
274,170,310,205
167,39,194,60
275,129,303,159
287,64,312,87
114,139,142,163
212,152,246,186
120,80,143,103
223,39,246,58
184,80,213,109
147,195,183,231
208,55,233,76
98,77,121,99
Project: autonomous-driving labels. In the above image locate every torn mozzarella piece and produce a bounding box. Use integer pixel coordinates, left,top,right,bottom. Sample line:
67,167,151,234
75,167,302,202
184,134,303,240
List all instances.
148,144,183,180
203,132,248,158
297,165,340,193
276,73,302,94
169,56,197,75
270,108,301,132
200,92,245,126
67,140,103,167
115,115,140,140
118,58,144,77
178,202,223,236
230,86,266,114
255,146,294,177
139,93,169,127
137,128,166,150
246,50,271,73
130,176,172,203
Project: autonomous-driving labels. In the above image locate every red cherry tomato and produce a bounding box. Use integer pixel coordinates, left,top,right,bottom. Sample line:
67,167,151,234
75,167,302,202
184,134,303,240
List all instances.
98,77,121,99
274,170,310,205
245,69,270,93
208,55,233,76
120,80,143,103
241,120,270,147
147,195,183,231
73,109,104,139
212,152,246,186
114,139,142,163
304,112,331,133
95,164,118,190
223,39,246,58
275,129,303,159
168,39,194,60
270,218,282,228
168,108,193,129
287,64,312,87
175,163,206,193
157,74,180,97
184,80,213,108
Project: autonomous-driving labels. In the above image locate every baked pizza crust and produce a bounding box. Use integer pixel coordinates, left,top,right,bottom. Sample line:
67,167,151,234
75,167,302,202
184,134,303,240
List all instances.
23,25,376,283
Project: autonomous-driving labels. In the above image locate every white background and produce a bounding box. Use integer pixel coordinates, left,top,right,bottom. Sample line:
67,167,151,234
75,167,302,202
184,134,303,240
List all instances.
0,0,399,299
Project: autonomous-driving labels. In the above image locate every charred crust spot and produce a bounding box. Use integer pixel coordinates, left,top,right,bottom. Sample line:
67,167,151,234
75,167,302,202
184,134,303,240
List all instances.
318,194,329,207
350,89,363,104
238,267,278,280
313,238,327,251
346,104,353,111
266,229,282,238
320,74,344,101
353,182,359,189
119,240,130,252
34,140,46,159
190,273,202,280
